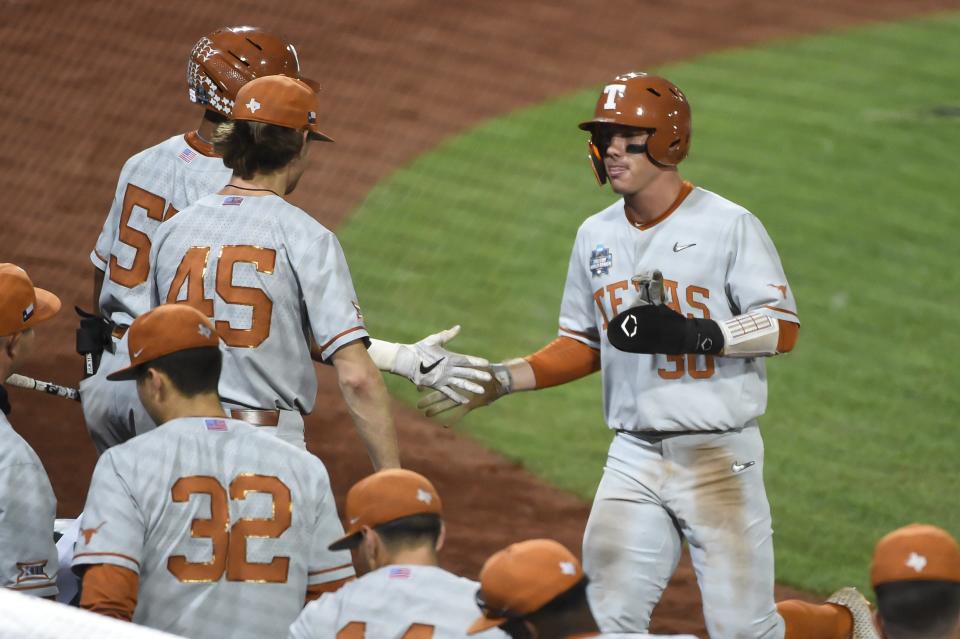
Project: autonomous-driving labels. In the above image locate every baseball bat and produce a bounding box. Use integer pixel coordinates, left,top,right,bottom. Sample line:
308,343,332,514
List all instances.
5,374,81,402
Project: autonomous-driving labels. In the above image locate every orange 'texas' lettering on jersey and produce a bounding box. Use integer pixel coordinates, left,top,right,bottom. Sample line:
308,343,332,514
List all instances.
81,521,106,544
593,288,612,329
606,281,629,318
768,283,787,298
592,278,688,327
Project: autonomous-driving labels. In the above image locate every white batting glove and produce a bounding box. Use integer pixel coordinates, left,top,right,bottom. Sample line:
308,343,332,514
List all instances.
370,326,492,404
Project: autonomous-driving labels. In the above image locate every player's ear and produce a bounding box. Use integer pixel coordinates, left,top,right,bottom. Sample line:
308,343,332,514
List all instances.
5,329,33,364
143,367,167,399
435,521,446,553
360,526,378,558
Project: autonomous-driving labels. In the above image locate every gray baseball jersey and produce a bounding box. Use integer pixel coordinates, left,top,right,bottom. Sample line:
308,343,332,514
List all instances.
73,417,354,639
559,185,799,432
91,133,231,327
149,193,367,415
0,409,59,598
288,564,508,639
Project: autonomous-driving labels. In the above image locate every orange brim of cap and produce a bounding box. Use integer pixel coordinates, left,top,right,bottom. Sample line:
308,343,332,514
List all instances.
29,287,61,326
467,615,507,635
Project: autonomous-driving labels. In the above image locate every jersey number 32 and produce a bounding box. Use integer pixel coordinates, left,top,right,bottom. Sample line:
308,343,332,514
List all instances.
166,246,275,348
168,474,290,584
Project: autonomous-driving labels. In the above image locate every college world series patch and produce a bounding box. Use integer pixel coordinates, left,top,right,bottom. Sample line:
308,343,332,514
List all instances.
589,244,613,277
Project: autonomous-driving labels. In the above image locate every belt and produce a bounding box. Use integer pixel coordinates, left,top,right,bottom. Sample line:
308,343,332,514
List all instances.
111,325,127,340
229,408,280,427
617,428,730,442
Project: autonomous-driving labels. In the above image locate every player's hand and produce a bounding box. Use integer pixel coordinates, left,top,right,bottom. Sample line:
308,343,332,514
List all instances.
417,363,512,426
626,269,665,308
395,326,492,404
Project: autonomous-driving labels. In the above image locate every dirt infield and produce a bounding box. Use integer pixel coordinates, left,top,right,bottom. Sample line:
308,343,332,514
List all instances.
2,0,952,634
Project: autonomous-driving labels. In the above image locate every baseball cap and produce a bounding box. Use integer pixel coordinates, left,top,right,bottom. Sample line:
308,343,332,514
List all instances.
231,74,333,142
0,264,61,337
468,539,584,634
106,304,221,381
870,524,960,587
328,469,442,551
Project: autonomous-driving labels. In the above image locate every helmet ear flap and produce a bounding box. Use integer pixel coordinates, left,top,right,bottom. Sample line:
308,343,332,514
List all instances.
587,140,607,186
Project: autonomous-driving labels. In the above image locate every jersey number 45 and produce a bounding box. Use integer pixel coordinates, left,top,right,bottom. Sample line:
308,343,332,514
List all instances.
169,474,290,584
166,246,275,348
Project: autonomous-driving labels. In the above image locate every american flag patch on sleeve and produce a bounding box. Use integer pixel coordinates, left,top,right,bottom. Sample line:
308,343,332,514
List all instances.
204,419,228,431
389,567,411,579
177,148,197,164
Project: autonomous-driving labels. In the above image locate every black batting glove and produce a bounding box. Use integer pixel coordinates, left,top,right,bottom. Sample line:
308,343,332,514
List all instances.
607,304,725,355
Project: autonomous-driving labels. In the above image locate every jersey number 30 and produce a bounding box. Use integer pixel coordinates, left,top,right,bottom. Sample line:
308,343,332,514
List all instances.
166,246,275,348
168,474,291,584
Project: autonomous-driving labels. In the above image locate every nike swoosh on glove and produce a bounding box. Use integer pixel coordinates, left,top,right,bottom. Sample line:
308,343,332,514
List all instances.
395,325,492,404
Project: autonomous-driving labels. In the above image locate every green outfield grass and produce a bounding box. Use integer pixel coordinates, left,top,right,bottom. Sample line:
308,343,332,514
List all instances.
339,12,960,595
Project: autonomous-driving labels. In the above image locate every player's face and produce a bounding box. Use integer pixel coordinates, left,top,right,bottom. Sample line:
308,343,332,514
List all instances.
593,126,659,195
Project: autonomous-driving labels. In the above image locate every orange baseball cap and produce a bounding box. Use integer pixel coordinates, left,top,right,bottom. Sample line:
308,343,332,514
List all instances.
328,469,442,551
870,524,960,587
468,539,585,634
106,304,221,381
0,264,61,337
231,74,333,142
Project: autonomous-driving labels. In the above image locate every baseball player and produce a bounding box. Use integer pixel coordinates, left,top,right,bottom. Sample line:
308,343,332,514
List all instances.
0,264,61,599
82,26,314,452
420,72,801,636
288,468,507,638
469,538,697,638
73,304,355,638
83,25,489,454
776,524,960,639
145,74,397,463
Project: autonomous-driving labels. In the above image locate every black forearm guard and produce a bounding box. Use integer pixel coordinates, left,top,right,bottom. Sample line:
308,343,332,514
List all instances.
607,305,724,355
